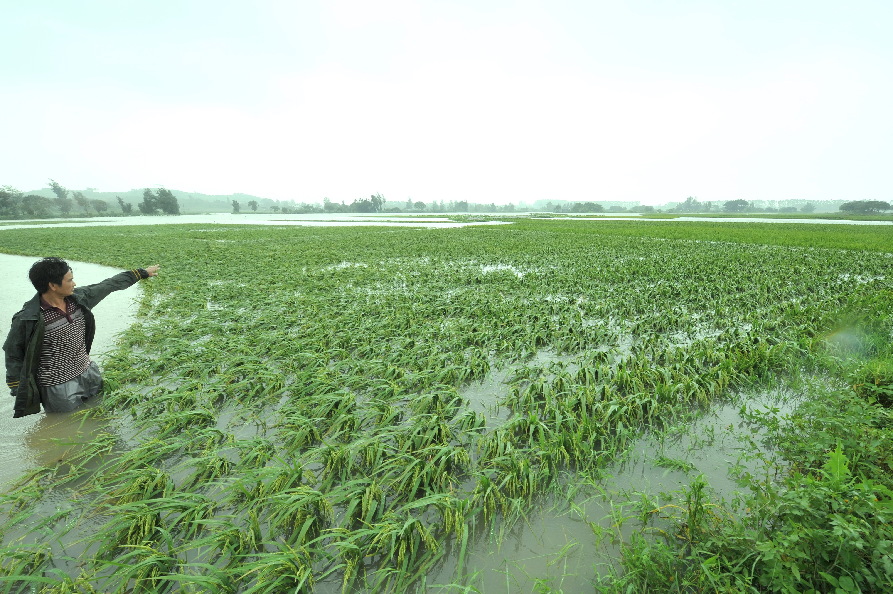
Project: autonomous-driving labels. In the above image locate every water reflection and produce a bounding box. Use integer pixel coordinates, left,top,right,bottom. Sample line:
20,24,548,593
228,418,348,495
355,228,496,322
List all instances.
0,255,139,491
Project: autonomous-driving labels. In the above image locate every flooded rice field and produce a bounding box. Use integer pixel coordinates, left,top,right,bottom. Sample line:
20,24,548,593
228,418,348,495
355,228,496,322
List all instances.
426,358,801,593
0,220,890,592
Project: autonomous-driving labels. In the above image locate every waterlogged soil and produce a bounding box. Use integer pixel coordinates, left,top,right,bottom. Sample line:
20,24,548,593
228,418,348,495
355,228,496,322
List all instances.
0,255,142,491
432,356,799,592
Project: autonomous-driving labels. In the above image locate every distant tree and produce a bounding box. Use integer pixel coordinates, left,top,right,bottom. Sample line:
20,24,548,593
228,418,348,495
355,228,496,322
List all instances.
839,200,891,214
55,196,73,216
48,179,74,215
48,179,68,201
570,202,604,213
800,203,816,214
116,196,133,215
23,195,53,217
414,201,426,211
271,205,280,214
72,191,90,213
299,201,323,214
248,200,258,212
723,199,750,213
370,193,384,212
155,188,180,214
674,196,702,213
779,206,798,213
232,200,241,214
138,188,159,214
350,198,375,213
0,186,23,218
91,199,108,213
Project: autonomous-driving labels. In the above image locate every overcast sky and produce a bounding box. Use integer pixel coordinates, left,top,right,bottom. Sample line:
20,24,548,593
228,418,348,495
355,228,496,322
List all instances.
2,1,891,206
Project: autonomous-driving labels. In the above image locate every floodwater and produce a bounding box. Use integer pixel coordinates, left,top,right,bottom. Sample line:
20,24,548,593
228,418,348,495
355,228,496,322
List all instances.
437,373,797,592
0,255,141,491
1,213,889,234
0,213,511,231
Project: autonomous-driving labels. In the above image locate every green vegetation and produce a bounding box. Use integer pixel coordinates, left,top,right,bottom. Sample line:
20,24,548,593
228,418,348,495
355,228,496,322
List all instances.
137,188,180,215
839,200,892,215
524,219,893,252
1,181,180,218
0,220,890,592
644,212,893,222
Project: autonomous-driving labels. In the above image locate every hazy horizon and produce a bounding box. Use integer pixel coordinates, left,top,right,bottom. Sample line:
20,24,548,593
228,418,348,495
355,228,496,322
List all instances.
15,185,857,210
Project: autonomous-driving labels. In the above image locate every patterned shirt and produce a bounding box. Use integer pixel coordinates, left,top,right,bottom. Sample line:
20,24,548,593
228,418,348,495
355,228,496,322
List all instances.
37,297,91,386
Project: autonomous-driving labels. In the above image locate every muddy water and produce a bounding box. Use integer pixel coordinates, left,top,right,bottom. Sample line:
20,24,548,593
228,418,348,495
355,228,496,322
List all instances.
0,255,142,491
448,362,797,591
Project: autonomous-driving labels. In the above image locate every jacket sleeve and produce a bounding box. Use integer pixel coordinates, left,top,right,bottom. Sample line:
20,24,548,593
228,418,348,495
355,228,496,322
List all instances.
75,269,149,310
3,315,26,397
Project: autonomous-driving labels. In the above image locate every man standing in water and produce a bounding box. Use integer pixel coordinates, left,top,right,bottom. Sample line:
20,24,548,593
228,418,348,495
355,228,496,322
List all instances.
3,258,160,418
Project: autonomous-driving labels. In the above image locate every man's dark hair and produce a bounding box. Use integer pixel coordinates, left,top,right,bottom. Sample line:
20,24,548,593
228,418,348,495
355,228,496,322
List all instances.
29,257,71,293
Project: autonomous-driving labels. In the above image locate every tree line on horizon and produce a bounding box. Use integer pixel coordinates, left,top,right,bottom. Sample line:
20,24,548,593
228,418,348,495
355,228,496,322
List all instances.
1,182,890,219
666,196,891,215
0,180,181,218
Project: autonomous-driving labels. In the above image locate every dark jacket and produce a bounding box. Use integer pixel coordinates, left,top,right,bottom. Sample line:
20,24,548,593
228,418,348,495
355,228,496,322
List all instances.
4,269,149,418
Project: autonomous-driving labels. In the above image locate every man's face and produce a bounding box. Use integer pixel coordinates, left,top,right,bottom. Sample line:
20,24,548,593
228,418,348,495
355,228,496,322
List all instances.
50,270,76,297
